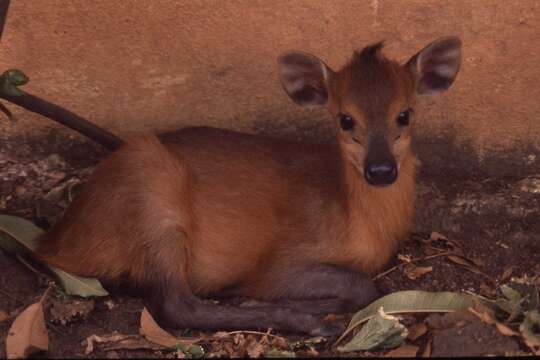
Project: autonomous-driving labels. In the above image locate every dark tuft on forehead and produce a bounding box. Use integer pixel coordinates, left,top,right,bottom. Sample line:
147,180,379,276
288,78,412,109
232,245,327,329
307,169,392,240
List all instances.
343,41,406,128
354,41,385,63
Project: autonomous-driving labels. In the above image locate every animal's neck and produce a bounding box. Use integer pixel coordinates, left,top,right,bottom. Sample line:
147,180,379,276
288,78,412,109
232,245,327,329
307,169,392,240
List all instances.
333,152,417,273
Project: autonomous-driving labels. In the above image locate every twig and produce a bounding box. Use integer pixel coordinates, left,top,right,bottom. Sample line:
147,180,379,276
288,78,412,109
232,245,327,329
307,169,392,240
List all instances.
372,251,455,281
0,92,122,151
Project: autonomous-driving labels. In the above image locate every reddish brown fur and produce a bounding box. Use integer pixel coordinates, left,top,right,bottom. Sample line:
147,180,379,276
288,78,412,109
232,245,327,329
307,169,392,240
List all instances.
35,38,461,334
38,49,415,296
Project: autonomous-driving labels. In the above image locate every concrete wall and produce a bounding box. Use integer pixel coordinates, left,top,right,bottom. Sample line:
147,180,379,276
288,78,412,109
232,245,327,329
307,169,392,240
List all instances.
1,1,539,172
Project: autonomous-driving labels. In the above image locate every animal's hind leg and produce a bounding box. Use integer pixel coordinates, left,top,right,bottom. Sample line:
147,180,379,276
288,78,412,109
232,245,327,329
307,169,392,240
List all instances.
146,270,340,336
136,220,337,335
235,265,380,316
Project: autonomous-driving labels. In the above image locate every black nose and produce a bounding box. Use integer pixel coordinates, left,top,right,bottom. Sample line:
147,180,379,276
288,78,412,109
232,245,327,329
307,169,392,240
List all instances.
364,160,397,186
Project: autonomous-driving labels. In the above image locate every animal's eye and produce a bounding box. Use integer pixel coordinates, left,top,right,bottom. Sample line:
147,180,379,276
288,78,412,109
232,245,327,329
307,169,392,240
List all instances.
396,109,411,127
339,114,355,131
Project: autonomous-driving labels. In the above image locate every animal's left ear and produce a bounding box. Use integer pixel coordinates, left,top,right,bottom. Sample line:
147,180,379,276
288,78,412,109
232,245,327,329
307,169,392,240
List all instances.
406,36,462,95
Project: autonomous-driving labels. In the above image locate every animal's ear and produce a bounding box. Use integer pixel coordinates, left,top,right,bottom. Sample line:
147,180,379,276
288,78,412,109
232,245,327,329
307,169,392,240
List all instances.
406,36,462,95
278,52,332,106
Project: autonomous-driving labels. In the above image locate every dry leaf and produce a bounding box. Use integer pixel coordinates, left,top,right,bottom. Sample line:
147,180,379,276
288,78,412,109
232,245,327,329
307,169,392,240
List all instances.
85,334,137,355
6,294,48,359
270,336,289,350
468,305,496,325
428,231,462,250
407,323,428,341
469,257,485,267
501,266,514,281
447,254,474,267
246,340,265,358
139,307,201,347
85,333,163,355
479,283,496,297
397,254,412,263
430,231,447,241
404,264,433,280
212,331,231,340
323,314,338,321
447,255,494,282
49,298,95,325
421,339,432,357
495,322,520,337
385,344,419,357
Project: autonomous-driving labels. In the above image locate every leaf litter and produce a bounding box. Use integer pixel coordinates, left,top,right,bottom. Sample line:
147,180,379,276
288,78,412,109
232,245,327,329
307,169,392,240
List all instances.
5,288,50,359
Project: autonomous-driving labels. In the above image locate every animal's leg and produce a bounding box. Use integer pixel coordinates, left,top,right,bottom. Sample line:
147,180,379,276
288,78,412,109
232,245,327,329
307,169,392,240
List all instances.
236,264,380,316
146,272,341,336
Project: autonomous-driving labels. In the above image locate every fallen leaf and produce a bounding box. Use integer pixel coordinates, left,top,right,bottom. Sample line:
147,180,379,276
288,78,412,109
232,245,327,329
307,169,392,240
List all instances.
385,344,419,357
337,290,476,345
428,231,462,250
49,267,109,298
175,342,205,358
270,336,289,350
49,298,95,325
520,310,540,353
446,254,474,267
397,254,412,263
479,283,496,297
338,307,409,352
407,323,428,341
468,304,496,325
446,255,494,282
0,214,108,297
6,292,48,359
212,331,231,340
84,333,163,355
404,264,433,280
265,348,296,358
429,231,447,241
323,313,338,321
139,308,201,348
501,266,514,281
468,303,521,338
495,322,520,337
246,340,265,358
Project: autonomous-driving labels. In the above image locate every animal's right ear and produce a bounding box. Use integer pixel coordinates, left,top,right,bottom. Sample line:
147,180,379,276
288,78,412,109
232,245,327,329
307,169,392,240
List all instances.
278,52,332,106
406,36,462,95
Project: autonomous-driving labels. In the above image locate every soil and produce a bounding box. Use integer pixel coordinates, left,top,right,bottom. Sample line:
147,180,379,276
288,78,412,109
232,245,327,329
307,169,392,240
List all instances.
0,128,539,358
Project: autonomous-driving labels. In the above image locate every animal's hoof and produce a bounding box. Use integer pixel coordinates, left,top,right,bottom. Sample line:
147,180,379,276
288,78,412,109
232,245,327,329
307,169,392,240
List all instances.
310,321,344,337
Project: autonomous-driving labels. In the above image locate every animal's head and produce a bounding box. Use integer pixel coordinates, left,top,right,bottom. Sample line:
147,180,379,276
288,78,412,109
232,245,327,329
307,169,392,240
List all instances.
278,37,461,187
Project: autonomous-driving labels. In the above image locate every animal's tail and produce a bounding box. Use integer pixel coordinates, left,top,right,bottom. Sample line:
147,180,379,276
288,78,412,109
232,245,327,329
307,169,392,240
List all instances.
1,92,124,151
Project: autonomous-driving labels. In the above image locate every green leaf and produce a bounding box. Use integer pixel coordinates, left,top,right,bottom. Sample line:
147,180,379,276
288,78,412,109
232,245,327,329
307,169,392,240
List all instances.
0,215,43,252
49,267,108,297
0,214,108,298
266,349,297,358
0,69,29,96
338,307,408,352
495,278,539,322
175,343,205,359
337,290,475,344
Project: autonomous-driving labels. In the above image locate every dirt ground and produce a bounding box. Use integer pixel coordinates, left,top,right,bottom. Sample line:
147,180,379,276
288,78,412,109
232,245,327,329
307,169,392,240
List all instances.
0,128,539,358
